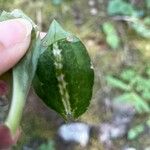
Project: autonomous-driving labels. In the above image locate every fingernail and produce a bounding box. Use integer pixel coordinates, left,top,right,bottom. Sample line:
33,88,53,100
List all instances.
0,18,32,50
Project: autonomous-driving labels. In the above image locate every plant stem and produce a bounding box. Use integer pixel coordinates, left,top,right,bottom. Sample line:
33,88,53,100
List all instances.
4,75,27,135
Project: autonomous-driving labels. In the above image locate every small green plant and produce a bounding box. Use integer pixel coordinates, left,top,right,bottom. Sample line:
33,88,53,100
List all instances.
130,19,150,38
106,68,150,113
107,0,135,16
101,22,120,49
128,117,150,140
106,67,150,139
107,0,150,39
0,9,94,148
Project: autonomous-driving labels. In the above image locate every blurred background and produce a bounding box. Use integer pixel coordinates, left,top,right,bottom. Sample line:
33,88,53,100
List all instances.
0,0,150,150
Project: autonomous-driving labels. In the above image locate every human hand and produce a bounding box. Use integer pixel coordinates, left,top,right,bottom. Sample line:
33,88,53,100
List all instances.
0,18,32,149
0,18,32,75
0,18,46,149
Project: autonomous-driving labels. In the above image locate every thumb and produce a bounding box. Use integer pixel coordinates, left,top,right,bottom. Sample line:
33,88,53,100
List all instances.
0,18,32,75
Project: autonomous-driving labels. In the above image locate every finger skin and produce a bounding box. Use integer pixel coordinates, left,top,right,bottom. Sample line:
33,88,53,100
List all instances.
0,124,20,149
0,19,32,75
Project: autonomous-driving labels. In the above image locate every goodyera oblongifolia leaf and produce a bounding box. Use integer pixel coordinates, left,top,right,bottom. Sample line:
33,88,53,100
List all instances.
0,10,42,135
33,20,94,120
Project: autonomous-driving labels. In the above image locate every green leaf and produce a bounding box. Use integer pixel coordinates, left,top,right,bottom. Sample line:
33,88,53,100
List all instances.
33,21,94,120
106,34,120,50
0,9,37,29
142,89,150,100
146,0,150,9
144,17,150,26
132,93,150,113
102,22,116,34
135,77,150,92
38,140,55,150
128,124,145,140
51,0,63,5
106,76,130,91
102,22,120,49
114,93,133,103
107,0,135,16
146,118,150,127
120,69,136,81
146,66,150,76
115,92,150,113
109,66,150,115
42,20,71,47
130,20,150,38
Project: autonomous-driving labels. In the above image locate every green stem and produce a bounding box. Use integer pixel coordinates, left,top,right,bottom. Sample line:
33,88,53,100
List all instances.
4,75,27,135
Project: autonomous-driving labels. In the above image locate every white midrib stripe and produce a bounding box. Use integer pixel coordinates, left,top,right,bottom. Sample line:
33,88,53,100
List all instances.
52,42,71,116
